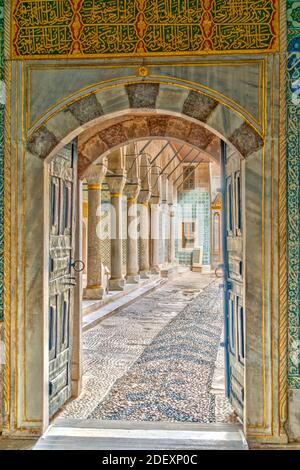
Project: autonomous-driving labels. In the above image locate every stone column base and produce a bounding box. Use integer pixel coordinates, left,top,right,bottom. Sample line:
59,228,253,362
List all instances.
126,274,140,284
109,278,125,291
83,286,105,300
151,266,160,274
139,271,150,279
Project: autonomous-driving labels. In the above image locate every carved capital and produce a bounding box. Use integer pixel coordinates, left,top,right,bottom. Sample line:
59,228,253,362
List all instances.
124,182,141,200
150,194,160,204
84,157,108,184
106,174,126,194
138,189,151,204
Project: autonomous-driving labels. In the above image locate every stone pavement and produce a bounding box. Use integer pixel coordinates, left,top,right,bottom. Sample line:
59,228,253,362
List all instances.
61,272,233,422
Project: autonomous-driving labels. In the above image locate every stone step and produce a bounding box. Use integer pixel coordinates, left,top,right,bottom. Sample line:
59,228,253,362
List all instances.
83,277,166,331
34,419,248,450
83,276,161,316
160,265,191,279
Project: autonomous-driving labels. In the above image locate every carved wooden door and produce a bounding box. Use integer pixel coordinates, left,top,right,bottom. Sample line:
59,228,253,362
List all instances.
221,142,245,421
49,142,77,417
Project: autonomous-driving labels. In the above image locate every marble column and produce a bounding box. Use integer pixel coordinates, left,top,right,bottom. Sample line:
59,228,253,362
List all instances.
168,205,176,264
125,183,140,283
83,164,107,300
107,174,126,291
150,166,161,274
150,200,161,274
138,190,151,278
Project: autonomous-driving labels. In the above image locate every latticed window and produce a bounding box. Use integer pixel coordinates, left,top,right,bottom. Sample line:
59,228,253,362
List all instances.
183,166,195,190
182,222,195,249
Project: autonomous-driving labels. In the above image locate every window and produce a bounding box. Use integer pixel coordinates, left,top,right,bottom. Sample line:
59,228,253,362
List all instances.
183,166,195,190
182,222,195,249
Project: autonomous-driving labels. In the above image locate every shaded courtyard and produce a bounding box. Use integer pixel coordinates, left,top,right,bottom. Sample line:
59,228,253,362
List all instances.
61,272,234,423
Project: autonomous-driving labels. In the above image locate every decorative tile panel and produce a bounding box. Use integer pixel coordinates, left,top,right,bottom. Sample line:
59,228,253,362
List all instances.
11,0,278,58
175,190,210,267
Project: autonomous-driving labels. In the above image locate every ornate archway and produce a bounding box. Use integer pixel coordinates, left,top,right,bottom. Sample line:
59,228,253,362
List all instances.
4,69,285,446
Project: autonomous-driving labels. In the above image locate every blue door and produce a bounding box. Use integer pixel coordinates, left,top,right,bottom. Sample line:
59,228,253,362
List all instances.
221,141,245,421
49,142,77,417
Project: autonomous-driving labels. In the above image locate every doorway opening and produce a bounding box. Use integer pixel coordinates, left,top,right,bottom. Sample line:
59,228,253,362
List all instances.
8,76,271,446
47,131,245,427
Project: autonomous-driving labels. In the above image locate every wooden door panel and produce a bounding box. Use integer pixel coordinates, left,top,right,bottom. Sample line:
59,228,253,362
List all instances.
59,291,70,353
222,144,245,421
49,142,77,418
49,297,57,362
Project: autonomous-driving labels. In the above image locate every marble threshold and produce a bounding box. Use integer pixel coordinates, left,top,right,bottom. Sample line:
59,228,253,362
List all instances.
34,419,248,450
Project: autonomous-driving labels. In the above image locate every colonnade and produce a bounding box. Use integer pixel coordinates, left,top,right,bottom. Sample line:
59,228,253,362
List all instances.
83,148,176,300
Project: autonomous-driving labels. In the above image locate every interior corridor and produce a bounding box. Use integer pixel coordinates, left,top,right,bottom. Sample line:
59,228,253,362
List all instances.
61,271,234,424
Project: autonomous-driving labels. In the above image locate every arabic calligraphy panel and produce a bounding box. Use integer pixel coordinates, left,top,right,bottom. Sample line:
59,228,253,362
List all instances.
12,1,278,58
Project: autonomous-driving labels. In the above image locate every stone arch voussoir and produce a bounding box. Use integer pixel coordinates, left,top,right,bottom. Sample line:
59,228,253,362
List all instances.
26,82,263,169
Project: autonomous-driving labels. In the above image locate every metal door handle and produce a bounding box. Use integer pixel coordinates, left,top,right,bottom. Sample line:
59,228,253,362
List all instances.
71,259,85,272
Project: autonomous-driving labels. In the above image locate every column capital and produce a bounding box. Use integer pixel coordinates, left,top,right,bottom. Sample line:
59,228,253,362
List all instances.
150,195,160,204
106,173,126,195
84,158,108,185
124,181,141,201
138,189,151,205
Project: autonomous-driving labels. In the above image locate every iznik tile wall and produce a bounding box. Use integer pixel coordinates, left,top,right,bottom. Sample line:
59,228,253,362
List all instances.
0,0,4,322
286,1,300,388
175,190,210,267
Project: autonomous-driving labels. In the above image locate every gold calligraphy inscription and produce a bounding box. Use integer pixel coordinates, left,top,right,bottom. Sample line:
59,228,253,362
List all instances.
12,0,278,58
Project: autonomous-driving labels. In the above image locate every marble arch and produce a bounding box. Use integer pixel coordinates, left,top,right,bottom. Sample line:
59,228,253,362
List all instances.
26,82,263,166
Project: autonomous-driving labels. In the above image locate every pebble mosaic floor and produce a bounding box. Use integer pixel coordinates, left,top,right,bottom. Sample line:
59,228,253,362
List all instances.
62,272,233,423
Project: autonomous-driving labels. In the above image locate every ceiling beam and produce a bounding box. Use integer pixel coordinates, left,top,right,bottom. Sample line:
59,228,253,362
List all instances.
159,143,186,175
150,141,170,165
166,147,196,179
177,160,204,191
173,150,203,185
